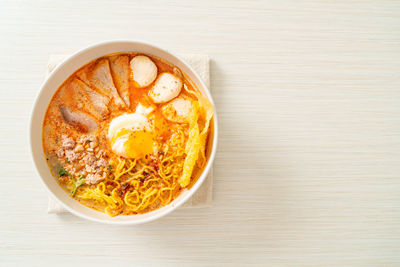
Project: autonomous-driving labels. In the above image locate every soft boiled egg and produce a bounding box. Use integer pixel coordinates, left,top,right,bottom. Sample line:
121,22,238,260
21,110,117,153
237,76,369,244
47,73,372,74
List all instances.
107,104,155,159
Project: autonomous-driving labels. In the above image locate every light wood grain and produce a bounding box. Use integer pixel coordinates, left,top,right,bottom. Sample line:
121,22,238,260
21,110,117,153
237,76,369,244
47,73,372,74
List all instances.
1,0,400,266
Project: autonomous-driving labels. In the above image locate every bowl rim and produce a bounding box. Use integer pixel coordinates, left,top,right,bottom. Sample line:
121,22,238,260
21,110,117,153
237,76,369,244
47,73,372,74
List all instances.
29,40,218,225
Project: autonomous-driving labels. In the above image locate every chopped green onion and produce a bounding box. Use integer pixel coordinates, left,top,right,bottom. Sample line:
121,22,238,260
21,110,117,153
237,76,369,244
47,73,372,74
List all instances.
71,176,86,197
59,168,69,177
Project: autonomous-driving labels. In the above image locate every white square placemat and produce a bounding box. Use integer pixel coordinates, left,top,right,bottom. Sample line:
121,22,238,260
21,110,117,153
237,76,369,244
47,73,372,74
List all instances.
46,53,213,213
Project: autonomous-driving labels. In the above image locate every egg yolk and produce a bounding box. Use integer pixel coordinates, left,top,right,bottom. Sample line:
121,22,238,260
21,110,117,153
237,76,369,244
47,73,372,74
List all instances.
111,128,154,159
124,130,154,159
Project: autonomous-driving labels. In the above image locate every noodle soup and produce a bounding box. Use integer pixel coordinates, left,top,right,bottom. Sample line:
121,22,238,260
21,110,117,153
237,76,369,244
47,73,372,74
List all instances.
42,52,213,216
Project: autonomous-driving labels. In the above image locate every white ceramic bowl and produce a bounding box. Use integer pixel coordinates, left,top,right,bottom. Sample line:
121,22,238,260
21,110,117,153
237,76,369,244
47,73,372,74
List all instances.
30,40,218,225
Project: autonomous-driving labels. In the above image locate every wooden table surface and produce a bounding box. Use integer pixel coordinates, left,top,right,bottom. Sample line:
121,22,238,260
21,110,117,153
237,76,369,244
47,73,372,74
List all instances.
1,0,400,266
